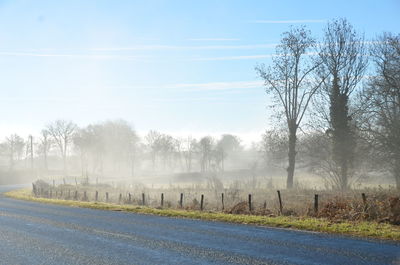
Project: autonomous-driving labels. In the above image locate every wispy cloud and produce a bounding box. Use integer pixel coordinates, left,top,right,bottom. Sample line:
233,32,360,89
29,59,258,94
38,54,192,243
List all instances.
0,51,148,61
250,19,326,24
0,43,278,59
161,80,263,92
187,38,240,41
0,97,80,102
192,54,273,61
91,44,276,51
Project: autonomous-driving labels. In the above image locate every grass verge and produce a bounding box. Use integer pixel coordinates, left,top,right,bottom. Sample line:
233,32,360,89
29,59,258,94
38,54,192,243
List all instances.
5,188,400,241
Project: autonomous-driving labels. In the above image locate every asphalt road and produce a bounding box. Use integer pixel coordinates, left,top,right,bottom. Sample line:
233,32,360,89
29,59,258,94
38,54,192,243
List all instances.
0,185,399,265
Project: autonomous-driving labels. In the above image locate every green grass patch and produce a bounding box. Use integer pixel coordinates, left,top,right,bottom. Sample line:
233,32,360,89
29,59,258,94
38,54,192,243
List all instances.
5,188,400,241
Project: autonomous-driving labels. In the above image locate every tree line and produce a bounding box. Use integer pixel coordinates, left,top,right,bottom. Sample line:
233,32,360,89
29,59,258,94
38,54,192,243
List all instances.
257,18,400,190
0,120,248,179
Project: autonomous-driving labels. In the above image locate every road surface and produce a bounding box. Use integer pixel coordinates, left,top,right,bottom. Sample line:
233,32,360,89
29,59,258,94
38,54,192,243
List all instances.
0,185,399,265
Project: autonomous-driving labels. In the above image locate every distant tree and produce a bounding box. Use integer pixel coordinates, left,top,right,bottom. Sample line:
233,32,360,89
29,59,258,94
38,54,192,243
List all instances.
260,130,288,169
145,130,163,170
3,134,25,170
216,134,241,171
47,120,77,175
128,133,140,178
102,120,139,174
359,33,400,189
256,26,323,188
182,136,197,172
172,137,184,171
74,120,139,177
198,136,214,173
318,18,368,190
73,127,92,176
157,134,175,169
79,124,105,175
37,129,52,171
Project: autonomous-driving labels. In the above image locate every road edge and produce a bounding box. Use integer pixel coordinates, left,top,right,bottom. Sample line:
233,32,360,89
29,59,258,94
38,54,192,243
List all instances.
5,188,400,241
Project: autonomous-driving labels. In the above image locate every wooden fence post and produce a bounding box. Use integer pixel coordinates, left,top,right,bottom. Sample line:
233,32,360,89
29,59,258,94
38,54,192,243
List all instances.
314,194,319,214
128,193,132,203
74,190,78,200
277,190,283,214
179,193,183,208
200,194,204,211
118,193,122,204
248,194,252,212
221,193,225,211
106,192,109,202
95,191,98,201
161,193,164,207
142,193,145,206
83,191,87,201
362,193,367,211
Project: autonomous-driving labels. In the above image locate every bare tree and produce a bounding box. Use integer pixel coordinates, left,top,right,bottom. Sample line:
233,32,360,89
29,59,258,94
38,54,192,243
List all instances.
360,33,400,189
256,26,323,189
47,120,77,175
145,130,162,170
3,134,25,171
198,136,214,173
37,129,52,171
260,130,288,170
318,18,368,190
216,134,241,172
182,136,197,172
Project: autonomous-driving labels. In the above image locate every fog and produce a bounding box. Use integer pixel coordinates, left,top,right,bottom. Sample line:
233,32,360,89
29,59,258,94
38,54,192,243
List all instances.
0,117,396,192
0,119,266,187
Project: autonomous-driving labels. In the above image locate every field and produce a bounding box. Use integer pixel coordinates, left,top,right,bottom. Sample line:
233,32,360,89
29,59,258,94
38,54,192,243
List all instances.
30,179,399,220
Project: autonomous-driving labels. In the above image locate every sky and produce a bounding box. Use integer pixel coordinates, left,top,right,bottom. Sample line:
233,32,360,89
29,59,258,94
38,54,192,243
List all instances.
0,0,399,144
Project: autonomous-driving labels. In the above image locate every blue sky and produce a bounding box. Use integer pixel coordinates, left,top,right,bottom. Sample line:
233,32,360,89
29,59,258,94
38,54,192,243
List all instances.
0,0,399,143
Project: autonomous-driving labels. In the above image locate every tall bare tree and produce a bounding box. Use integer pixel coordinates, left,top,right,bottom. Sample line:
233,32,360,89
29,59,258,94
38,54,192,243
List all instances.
256,26,323,188
360,33,400,189
318,18,368,190
47,120,77,175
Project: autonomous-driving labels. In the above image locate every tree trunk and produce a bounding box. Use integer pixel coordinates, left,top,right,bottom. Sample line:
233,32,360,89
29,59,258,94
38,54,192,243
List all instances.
394,161,400,190
44,151,48,171
131,155,135,178
286,121,297,189
221,151,225,172
63,154,67,176
330,77,353,190
340,159,348,190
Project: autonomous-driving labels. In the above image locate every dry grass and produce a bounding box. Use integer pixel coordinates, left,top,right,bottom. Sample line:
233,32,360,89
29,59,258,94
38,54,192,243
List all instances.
5,188,400,241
